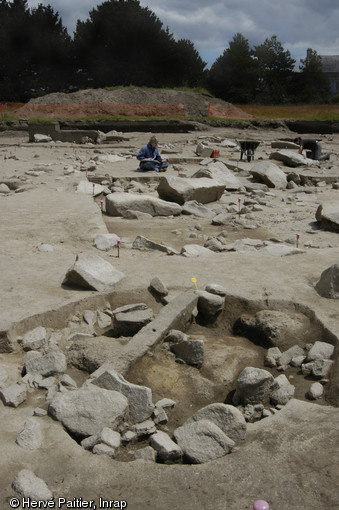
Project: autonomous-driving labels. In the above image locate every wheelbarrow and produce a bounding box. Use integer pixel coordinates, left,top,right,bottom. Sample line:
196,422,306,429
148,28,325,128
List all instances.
238,140,260,162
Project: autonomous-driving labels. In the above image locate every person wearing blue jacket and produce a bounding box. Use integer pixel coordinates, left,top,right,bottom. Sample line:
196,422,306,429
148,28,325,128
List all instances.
136,135,169,172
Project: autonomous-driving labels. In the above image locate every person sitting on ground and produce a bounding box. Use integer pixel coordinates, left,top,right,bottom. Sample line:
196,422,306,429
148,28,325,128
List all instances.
294,137,329,161
136,135,169,172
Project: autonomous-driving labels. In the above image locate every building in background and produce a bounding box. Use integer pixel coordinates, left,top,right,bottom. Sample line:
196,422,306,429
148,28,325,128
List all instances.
320,55,339,93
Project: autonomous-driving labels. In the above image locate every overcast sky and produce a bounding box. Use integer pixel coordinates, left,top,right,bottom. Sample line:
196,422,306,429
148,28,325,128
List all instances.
26,0,339,68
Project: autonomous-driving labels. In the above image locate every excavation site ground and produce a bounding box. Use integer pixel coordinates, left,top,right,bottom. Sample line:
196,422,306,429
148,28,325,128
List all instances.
0,112,339,510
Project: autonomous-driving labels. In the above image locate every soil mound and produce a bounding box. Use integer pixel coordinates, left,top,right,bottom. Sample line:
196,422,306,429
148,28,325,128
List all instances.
17,88,253,119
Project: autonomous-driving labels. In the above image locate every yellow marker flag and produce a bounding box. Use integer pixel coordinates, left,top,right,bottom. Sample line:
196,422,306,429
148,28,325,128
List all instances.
191,277,198,290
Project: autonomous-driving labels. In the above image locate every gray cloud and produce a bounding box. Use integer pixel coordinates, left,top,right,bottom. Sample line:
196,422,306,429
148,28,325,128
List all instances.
26,0,339,67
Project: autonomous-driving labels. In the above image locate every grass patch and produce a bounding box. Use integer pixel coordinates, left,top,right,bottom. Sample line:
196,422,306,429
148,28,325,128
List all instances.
235,104,339,120
27,115,189,123
0,111,21,122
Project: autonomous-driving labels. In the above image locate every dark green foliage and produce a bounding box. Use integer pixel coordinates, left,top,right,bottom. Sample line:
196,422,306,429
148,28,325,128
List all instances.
72,0,206,89
253,35,295,103
298,49,331,103
207,33,298,104
207,33,258,103
0,1,334,106
0,0,72,101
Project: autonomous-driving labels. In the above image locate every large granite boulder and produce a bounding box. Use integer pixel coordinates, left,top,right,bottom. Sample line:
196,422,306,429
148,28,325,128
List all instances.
170,338,204,367
250,161,287,189
49,385,128,437
186,403,246,442
157,176,225,205
105,192,182,217
173,419,235,464
270,374,295,405
315,264,339,298
12,470,52,500
25,351,67,376
306,341,335,361
315,203,339,232
93,233,120,251
233,367,275,406
234,310,314,351
150,431,182,462
197,290,225,321
91,367,154,424
63,252,125,292
192,161,242,191
21,327,47,351
67,337,124,374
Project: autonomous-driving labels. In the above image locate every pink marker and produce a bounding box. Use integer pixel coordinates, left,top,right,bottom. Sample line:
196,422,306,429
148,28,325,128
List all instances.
296,233,300,248
100,199,104,211
253,500,269,510
92,183,95,195
117,239,121,257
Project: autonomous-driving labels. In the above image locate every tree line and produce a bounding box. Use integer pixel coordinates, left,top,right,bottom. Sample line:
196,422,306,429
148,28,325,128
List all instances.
0,0,331,104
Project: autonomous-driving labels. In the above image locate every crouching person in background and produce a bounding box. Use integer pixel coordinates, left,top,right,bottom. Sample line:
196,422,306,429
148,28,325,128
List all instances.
294,137,329,161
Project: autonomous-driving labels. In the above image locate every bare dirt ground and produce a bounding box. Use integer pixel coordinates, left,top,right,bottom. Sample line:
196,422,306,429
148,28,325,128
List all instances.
16,88,253,119
0,108,339,510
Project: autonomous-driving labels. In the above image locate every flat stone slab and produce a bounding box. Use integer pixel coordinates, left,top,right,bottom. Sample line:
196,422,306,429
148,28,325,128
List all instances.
259,243,305,257
181,244,216,257
181,201,215,218
105,192,182,217
88,290,198,376
269,150,316,167
0,383,27,407
113,306,154,337
76,180,108,196
157,175,225,205
132,235,179,255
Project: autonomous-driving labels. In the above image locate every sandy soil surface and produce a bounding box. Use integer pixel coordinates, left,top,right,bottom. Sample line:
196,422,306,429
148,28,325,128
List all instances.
0,122,339,510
